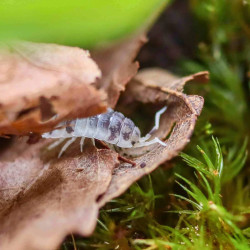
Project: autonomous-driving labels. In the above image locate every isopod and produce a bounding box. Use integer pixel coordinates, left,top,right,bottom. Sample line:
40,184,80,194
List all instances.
42,106,167,158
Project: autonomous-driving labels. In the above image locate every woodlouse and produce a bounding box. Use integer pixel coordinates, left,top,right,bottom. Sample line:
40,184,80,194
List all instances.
42,106,167,158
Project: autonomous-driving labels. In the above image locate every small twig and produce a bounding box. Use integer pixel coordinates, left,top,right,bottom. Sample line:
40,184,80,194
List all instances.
118,155,136,166
71,233,77,250
98,140,136,166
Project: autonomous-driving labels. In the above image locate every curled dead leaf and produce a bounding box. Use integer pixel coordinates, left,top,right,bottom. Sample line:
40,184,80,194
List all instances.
0,41,106,135
92,34,147,108
97,69,209,206
0,138,119,250
0,68,208,250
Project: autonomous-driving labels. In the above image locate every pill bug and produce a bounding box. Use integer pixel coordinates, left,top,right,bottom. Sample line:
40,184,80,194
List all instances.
42,106,167,158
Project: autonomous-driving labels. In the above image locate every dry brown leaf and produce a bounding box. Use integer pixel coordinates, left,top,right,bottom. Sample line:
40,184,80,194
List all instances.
133,68,209,91
0,41,106,135
0,69,208,250
92,34,147,108
97,69,209,206
0,138,119,250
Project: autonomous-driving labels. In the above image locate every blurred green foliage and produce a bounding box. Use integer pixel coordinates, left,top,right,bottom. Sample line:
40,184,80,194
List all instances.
0,0,169,48
183,0,250,144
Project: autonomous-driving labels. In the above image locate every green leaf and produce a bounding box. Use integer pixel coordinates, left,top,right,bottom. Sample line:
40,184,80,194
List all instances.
212,137,223,177
180,152,212,177
222,138,248,183
175,174,208,208
0,0,170,47
171,194,202,210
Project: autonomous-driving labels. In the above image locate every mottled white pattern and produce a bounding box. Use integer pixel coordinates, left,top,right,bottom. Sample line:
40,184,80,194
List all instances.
42,107,167,157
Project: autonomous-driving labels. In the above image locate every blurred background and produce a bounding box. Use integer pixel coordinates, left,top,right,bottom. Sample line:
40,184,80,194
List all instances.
0,0,168,47
1,0,249,248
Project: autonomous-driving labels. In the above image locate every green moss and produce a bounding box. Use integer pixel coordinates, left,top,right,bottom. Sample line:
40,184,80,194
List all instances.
62,0,249,249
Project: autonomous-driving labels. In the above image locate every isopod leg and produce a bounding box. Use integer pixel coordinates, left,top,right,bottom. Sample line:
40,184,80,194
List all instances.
139,106,167,142
47,138,65,150
139,133,151,143
135,137,166,147
58,137,77,158
149,106,167,134
80,137,85,152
